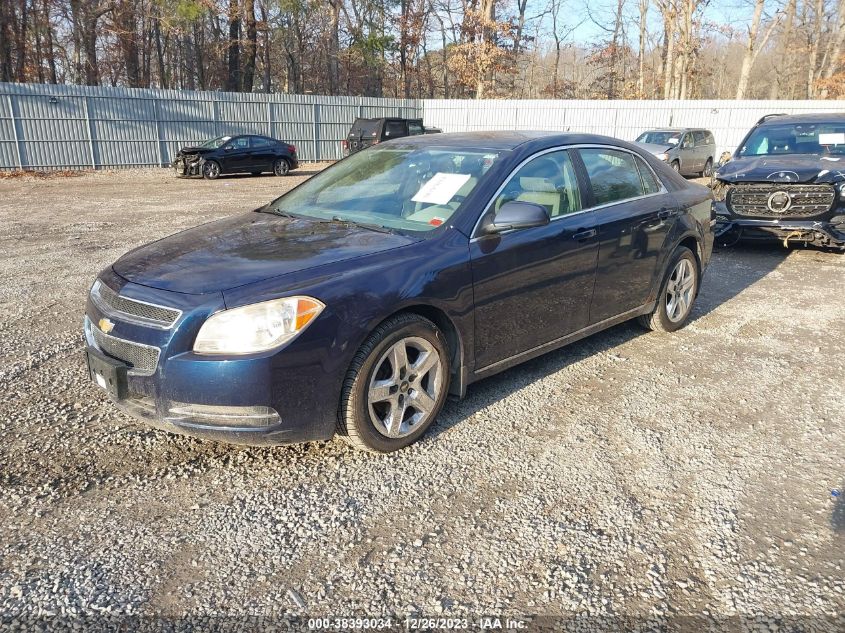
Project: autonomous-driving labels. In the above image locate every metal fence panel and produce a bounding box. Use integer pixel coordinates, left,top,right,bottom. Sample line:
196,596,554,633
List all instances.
422,98,845,157
0,82,421,169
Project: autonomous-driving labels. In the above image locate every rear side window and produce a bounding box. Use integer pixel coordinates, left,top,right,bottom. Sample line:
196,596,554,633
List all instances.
250,137,272,148
693,131,707,145
635,156,661,194
579,148,646,206
408,121,424,136
384,121,407,139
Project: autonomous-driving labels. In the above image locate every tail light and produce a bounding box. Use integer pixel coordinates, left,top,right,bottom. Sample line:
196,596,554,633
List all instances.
289,144,297,154
341,140,348,150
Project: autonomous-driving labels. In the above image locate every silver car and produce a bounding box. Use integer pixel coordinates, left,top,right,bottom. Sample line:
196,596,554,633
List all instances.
635,128,716,177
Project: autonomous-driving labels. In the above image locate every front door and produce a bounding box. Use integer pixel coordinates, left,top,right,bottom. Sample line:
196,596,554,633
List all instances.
469,149,599,370
221,136,253,172
575,147,677,323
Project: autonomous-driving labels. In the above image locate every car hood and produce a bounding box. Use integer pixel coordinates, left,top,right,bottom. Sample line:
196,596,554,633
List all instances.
635,142,674,155
715,154,845,184
112,212,421,294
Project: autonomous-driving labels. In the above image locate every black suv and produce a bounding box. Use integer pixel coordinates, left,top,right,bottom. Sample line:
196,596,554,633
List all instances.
714,113,845,250
173,134,298,180
342,117,441,156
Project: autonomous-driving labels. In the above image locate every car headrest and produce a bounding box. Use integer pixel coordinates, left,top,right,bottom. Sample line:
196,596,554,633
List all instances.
519,177,558,193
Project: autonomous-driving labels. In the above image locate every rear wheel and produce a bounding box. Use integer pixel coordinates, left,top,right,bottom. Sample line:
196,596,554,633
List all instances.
638,246,699,333
337,314,450,453
701,158,713,178
671,160,681,174
274,158,290,177
202,160,221,180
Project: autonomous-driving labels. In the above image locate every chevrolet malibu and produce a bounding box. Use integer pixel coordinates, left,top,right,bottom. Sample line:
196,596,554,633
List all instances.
84,132,715,453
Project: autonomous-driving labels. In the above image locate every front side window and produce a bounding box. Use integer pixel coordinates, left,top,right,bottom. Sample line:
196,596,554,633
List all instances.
681,133,695,149
492,150,582,218
579,148,647,206
270,146,500,233
739,122,845,156
408,121,424,136
199,135,231,149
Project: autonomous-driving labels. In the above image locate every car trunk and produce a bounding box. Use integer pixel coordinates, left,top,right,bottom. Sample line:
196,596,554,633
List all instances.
346,119,382,154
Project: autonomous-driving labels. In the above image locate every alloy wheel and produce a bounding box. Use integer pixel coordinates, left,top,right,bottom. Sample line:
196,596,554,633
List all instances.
274,159,289,176
367,337,442,438
203,161,220,179
665,258,696,323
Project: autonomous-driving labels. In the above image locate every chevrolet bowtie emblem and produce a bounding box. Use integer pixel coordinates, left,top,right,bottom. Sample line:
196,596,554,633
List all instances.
98,317,115,334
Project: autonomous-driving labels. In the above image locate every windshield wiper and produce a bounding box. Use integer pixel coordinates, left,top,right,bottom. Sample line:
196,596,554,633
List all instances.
326,216,394,234
254,205,298,219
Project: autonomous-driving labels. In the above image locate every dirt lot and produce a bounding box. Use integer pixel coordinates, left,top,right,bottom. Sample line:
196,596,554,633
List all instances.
0,169,843,630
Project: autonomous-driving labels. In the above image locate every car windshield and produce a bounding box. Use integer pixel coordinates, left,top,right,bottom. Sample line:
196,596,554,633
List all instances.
269,146,500,233
198,135,231,149
636,131,681,146
739,122,845,156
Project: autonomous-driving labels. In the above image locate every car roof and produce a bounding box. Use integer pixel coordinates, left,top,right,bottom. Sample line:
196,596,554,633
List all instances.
381,130,641,152
640,127,708,133
758,112,845,126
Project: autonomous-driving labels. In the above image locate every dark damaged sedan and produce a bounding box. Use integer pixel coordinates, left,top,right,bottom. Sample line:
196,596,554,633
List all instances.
84,132,714,453
714,113,845,250
172,134,298,180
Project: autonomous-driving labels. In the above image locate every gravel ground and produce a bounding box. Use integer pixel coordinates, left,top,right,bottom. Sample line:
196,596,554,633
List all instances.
0,168,843,631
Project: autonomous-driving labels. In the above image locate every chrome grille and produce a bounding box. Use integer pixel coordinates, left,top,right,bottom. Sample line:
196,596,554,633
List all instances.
727,184,835,218
88,318,160,376
91,280,180,328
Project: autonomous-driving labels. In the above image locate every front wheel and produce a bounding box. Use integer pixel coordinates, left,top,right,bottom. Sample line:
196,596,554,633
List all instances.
202,160,221,180
338,314,451,452
273,158,290,177
639,246,699,332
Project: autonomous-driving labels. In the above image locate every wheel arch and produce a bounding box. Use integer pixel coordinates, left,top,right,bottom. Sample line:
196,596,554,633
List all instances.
364,304,468,399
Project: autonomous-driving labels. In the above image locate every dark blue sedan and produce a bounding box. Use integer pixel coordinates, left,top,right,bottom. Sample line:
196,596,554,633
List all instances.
84,132,714,452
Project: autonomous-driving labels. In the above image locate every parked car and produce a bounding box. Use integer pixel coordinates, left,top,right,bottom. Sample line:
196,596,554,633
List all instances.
635,128,717,177
84,131,714,453
342,117,441,156
713,113,845,250
172,134,298,180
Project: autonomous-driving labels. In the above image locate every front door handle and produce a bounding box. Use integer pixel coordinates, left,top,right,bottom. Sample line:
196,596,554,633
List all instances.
657,209,673,220
572,228,597,241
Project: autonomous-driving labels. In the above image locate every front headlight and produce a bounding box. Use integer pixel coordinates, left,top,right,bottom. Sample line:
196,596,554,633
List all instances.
193,296,324,354
657,153,669,161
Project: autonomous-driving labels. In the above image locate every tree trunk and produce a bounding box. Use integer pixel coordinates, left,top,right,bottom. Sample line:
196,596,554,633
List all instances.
260,3,271,92
807,0,823,97
114,0,141,87
242,0,256,91
226,0,241,92
769,0,796,99
736,0,780,99
328,0,341,94
818,0,845,97
638,0,648,96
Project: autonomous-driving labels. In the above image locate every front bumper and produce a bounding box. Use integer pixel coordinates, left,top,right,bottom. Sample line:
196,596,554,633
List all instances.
83,272,341,446
172,156,202,177
714,202,845,248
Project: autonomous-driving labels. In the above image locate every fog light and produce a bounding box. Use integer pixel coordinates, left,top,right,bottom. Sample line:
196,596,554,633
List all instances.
166,403,280,428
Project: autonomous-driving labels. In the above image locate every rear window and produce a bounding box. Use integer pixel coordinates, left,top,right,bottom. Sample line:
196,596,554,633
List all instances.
384,121,407,139
409,121,424,136
348,119,380,139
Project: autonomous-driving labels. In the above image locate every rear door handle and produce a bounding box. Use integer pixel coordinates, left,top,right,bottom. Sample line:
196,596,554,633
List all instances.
572,228,597,241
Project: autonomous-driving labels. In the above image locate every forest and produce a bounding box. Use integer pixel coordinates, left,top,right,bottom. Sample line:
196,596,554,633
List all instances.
0,0,843,100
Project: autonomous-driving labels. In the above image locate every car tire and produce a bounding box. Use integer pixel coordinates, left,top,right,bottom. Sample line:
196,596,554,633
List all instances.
337,313,451,453
274,158,290,177
701,159,713,178
671,161,681,174
202,160,221,180
638,246,699,333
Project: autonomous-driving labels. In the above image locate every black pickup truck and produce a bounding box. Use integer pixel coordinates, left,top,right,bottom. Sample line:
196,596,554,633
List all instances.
342,117,441,156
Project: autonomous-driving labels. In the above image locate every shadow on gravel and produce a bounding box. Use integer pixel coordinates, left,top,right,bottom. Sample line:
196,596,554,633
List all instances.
432,245,791,441
833,486,844,533
690,243,789,321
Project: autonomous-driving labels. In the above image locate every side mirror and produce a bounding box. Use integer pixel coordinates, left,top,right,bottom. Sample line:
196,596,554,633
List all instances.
484,201,550,234
223,145,234,151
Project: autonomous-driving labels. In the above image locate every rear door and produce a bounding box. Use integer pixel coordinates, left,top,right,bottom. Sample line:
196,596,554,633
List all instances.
575,147,677,323
469,148,599,369
248,136,275,171
693,131,709,169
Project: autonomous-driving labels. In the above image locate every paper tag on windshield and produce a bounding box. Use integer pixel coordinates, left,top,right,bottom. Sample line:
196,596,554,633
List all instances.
669,137,680,144
412,173,471,205
819,133,845,145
